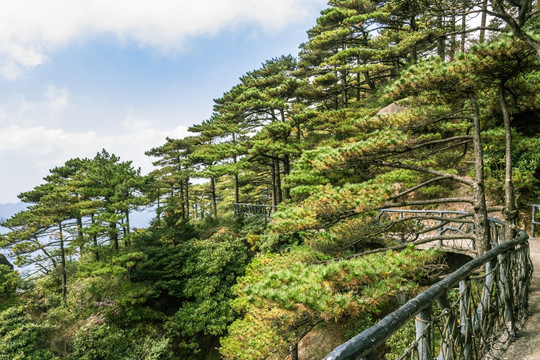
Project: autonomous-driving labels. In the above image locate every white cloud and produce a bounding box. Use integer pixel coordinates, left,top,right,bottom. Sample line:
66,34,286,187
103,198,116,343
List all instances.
0,0,324,79
0,122,190,203
0,85,196,202
46,86,69,110
123,108,152,131
0,86,70,125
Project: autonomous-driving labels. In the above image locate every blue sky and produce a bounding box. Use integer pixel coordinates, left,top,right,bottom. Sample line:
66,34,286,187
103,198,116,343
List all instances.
0,0,328,203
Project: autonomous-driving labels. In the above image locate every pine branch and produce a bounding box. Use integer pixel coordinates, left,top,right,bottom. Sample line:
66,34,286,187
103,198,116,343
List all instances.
387,176,454,201
383,161,473,185
382,197,474,208
407,136,472,150
399,112,473,131
313,235,475,265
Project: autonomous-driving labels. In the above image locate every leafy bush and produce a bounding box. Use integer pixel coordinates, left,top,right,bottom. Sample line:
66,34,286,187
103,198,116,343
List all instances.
0,307,58,360
0,264,19,298
69,323,172,360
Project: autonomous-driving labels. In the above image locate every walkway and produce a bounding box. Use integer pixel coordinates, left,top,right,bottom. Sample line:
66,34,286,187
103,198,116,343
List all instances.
502,237,540,360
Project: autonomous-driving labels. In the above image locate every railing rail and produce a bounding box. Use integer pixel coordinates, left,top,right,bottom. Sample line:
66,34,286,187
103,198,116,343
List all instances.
377,209,507,254
233,202,277,221
324,211,532,360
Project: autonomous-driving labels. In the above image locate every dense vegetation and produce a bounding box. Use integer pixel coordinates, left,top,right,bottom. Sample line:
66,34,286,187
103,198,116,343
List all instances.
1,0,540,358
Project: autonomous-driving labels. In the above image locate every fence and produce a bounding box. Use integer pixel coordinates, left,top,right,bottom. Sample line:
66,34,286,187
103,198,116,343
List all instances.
233,203,277,221
376,209,507,254
324,211,532,360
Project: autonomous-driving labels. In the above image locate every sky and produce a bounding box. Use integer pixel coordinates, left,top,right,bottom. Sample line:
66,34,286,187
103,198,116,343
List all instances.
0,0,328,204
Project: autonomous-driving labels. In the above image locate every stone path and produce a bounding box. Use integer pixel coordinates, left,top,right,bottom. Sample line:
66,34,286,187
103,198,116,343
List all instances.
501,237,540,360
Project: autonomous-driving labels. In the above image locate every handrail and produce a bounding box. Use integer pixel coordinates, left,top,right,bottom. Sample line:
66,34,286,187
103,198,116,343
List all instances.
377,209,507,253
233,202,277,221
324,211,532,360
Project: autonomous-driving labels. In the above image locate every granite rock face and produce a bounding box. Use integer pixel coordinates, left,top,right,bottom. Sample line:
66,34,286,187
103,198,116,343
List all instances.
377,102,407,115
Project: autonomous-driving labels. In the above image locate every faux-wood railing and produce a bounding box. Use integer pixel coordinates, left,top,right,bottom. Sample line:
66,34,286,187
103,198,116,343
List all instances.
233,202,277,221
324,211,532,360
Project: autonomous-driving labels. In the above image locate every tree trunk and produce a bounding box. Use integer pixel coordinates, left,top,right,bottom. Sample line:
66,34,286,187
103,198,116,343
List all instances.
185,177,190,219
234,172,240,204
211,177,218,219
480,0,488,43
342,71,349,107
59,221,67,306
356,64,361,100
437,15,446,59
110,221,119,250
500,83,517,241
271,159,278,206
391,60,400,77
470,92,491,255
77,216,84,254
410,16,418,64
283,154,291,202
156,187,161,224
91,214,99,261
275,159,282,204
450,10,457,60
233,132,240,204
180,180,186,220
124,210,131,247
364,71,376,90
461,9,467,53
290,343,299,360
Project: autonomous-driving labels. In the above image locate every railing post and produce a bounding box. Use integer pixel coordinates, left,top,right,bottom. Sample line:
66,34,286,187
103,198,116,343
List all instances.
416,307,432,360
474,259,494,333
439,211,444,246
400,211,404,243
516,246,528,315
532,205,537,237
498,253,515,336
460,279,473,360
437,295,457,360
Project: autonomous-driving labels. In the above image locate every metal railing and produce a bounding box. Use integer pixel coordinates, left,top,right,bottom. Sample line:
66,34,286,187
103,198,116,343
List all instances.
233,202,277,221
324,211,532,360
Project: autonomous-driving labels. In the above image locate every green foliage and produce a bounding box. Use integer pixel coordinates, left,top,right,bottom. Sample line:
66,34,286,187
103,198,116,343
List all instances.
343,314,375,340
384,319,416,360
483,126,540,201
0,307,58,360
0,265,19,298
221,246,441,358
69,323,172,360
165,231,251,356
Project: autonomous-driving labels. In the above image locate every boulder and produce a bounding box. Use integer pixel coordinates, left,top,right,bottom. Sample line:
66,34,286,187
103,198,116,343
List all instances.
377,102,407,115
